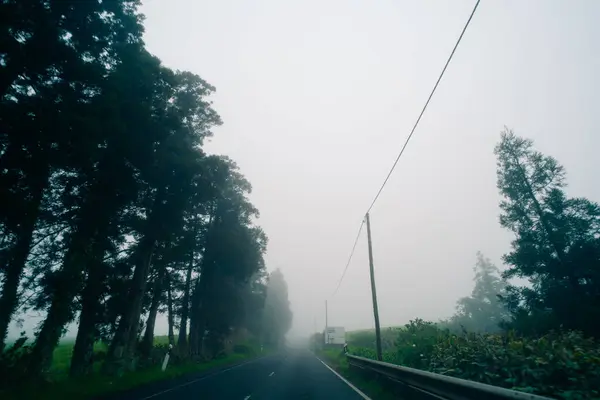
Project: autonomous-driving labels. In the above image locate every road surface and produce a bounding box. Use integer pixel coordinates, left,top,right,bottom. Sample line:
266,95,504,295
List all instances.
113,349,369,400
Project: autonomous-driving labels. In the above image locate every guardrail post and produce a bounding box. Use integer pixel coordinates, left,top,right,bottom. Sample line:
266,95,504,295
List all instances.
161,343,173,371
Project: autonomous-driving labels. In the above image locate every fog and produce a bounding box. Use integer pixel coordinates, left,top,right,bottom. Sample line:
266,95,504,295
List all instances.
135,0,600,338
101,0,600,338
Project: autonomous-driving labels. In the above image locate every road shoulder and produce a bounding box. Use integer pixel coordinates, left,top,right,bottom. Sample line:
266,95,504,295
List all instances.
315,349,396,400
97,354,274,400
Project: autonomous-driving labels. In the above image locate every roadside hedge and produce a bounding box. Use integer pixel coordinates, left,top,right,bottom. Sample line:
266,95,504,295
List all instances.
349,320,600,399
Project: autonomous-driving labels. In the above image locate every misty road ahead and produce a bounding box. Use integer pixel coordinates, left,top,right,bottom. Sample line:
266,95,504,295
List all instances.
112,350,368,400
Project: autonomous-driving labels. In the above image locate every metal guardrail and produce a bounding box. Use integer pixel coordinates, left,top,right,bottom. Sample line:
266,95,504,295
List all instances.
346,354,553,400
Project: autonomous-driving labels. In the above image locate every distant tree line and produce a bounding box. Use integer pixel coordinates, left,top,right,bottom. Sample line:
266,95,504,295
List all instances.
0,0,292,382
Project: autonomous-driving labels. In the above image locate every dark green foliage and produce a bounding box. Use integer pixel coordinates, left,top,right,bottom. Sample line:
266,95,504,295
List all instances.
0,0,144,353
494,129,600,337
0,0,281,390
429,330,600,399
394,319,441,369
349,320,447,368
349,322,600,399
0,337,31,386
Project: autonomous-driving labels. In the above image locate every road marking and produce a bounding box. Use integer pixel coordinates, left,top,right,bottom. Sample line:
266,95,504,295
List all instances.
244,396,251,400
269,371,275,377
316,357,372,400
141,357,268,399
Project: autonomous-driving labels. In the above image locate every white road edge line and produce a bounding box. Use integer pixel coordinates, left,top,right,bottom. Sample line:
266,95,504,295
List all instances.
269,371,275,377
141,356,268,400
316,357,372,400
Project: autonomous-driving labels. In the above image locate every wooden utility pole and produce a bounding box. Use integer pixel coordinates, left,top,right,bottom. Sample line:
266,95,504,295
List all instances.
313,316,317,350
325,300,328,344
365,212,383,361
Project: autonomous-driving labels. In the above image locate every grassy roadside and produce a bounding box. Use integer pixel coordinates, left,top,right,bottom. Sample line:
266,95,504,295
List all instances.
2,341,267,400
316,348,395,400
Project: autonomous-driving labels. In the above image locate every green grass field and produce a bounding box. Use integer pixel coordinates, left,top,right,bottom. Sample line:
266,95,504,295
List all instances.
12,352,251,400
47,339,108,380
46,335,174,379
2,336,260,400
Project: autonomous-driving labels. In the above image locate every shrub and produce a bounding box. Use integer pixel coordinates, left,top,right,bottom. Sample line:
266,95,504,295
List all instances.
430,330,600,399
0,337,33,388
348,322,600,399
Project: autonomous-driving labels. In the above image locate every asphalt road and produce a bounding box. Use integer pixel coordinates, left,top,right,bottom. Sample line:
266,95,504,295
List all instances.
117,349,369,400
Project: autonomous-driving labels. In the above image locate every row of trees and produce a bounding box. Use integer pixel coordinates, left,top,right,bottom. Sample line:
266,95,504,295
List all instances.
0,0,292,381
445,130,600,338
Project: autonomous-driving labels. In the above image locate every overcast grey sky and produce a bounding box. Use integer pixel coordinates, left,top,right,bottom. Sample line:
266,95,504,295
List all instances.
137,0,600,338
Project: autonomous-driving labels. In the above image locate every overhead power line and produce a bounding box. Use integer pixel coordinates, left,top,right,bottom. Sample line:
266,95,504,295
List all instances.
332,219,365,297
365,0,481,215
331,0,481,297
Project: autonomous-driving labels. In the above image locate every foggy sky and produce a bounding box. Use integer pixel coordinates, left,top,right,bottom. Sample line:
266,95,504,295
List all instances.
10,0,600,340
139,0,600,338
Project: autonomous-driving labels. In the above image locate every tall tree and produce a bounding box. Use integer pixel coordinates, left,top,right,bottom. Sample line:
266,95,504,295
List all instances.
1,0,274,385
28,45,159,376
0,0,144,354
103,67,221,374
495,129,600,336
186,157,267,358
261,269,292,348
241,269,268,339
449,252,508,333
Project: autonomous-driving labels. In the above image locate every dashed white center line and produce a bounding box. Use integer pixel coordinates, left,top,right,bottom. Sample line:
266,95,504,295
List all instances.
269,371,275,377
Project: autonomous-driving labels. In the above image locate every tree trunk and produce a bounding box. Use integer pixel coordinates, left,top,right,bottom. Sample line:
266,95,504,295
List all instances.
189,262,215,358
125,238,156,358
0,228,36,351
188,277,203,358
104,235,155,374
141,266,165,357
511,153,582,296
104,191,163,374
70,302,97,377
167,274,175,347
0,169,47,351
188,214,216,358
177,254,193,353
28,240,89,374
70,252,106,378
29,180,112,375
512,155,567,264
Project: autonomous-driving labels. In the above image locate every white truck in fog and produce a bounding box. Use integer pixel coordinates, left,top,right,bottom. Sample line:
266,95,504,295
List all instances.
325,327,345,345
